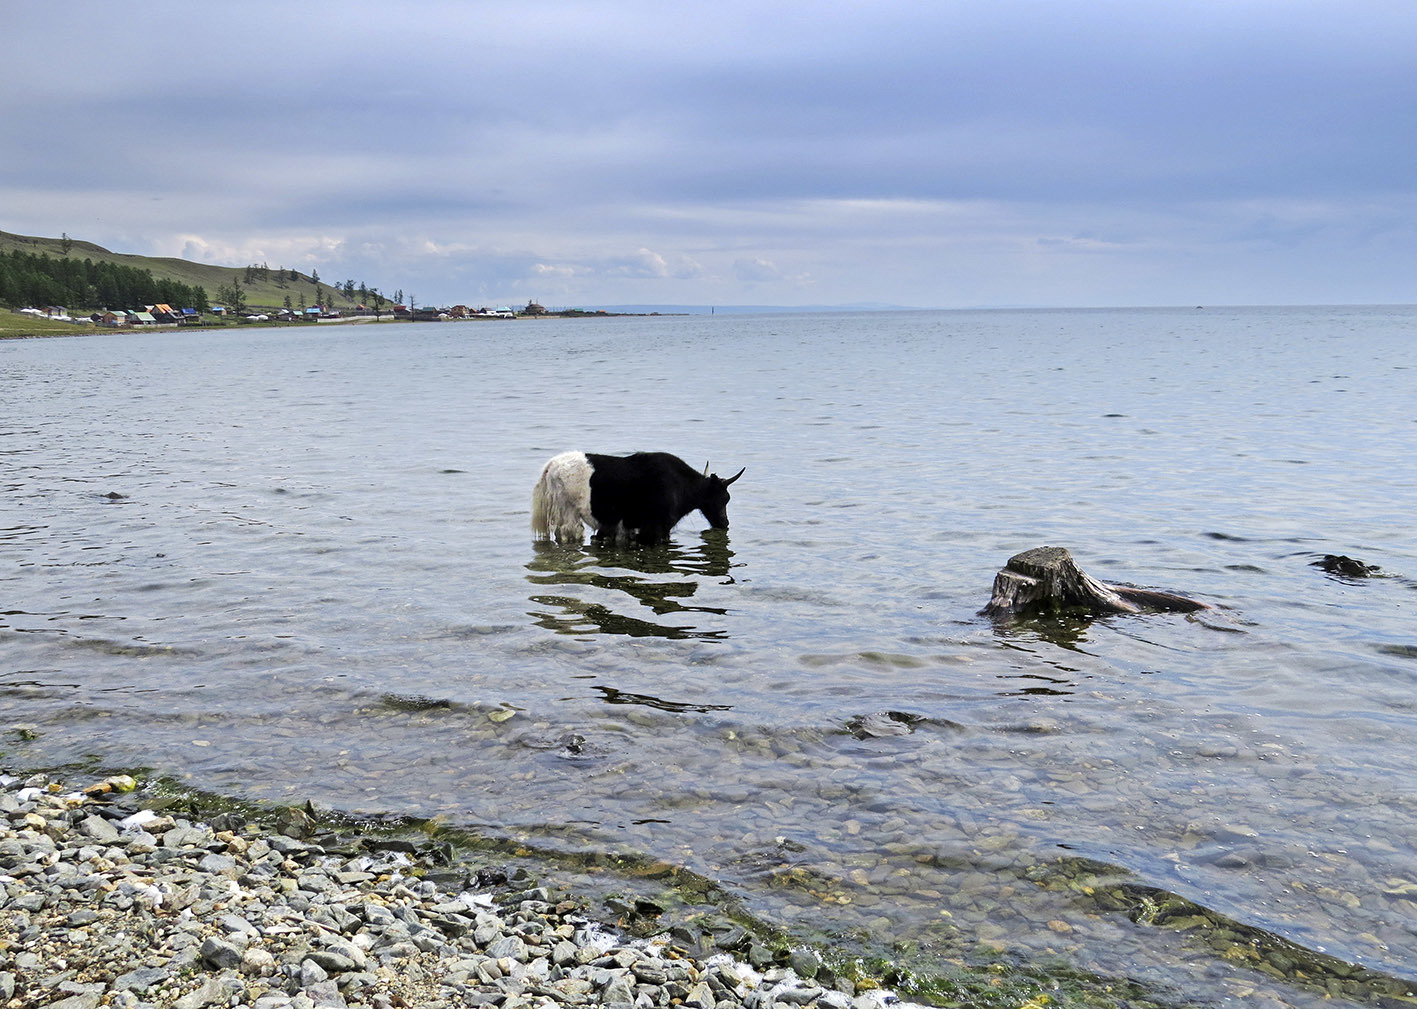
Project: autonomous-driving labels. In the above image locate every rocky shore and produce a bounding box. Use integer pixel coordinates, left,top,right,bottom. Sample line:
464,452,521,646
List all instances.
0,771,906,1009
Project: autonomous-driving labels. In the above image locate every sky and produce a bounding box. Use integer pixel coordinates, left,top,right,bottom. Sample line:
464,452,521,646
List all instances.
5,0,1417,309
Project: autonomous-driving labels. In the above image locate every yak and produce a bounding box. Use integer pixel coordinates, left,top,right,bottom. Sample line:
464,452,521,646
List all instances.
531,451,744,545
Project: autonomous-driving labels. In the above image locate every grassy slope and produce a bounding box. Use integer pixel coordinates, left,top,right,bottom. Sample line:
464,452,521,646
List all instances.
0,230,371,312
0,312,97,338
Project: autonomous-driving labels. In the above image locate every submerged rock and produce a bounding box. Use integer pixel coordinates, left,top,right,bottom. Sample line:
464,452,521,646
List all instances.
846,711,922,739
1313,554,1381,578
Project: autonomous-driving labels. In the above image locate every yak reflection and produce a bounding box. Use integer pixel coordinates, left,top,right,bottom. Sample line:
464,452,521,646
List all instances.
526,530,737,640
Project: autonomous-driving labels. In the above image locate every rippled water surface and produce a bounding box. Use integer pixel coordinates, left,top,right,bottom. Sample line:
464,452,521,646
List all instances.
4,308,1417,1006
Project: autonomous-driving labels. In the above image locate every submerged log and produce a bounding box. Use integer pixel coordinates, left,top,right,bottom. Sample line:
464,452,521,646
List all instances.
982,546,1207,619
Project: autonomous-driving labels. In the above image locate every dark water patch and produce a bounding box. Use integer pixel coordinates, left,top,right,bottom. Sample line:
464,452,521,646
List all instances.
0,678,81,695
436,623,520,639
59,636,199,659
376,692,455,712
992,719,1065,735
593,685,732,714
1031,852,1417,1005
512,728,608,761
525,536,737,637
844,710,923,738
798,651,929,669
997,666,1071,697
529,596,725,639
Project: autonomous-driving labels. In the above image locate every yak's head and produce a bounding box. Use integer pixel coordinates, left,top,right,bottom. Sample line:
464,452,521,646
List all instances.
699,466,745,529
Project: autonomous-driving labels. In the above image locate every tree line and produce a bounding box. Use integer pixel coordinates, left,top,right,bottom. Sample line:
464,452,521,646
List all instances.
240,263,388,312
0,250,210,312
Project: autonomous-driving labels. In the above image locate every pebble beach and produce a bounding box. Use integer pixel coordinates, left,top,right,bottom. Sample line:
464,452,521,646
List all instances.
0,771,904,1009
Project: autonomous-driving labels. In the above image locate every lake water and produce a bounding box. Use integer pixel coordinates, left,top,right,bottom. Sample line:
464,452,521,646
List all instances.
4,307,1416,1007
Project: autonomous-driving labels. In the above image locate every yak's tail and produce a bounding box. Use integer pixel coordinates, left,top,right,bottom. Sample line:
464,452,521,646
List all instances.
531,463,553,540
531,452,593,542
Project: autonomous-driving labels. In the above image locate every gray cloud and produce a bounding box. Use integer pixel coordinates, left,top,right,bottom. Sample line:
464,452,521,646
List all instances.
5,0,1416,307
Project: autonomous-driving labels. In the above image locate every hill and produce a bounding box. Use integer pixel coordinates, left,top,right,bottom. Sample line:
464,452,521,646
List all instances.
0,230,382,312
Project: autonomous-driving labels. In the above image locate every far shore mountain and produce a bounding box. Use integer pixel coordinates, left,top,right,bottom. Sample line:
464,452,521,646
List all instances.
0,230,373,312
2,229,931,315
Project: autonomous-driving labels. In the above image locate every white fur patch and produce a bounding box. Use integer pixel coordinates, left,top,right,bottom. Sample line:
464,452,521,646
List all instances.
531,451,599,542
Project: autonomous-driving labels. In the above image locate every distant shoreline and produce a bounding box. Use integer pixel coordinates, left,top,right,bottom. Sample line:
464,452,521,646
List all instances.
0,311,685,340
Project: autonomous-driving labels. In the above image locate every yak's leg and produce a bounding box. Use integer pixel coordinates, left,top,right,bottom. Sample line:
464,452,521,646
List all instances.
634,522,671,545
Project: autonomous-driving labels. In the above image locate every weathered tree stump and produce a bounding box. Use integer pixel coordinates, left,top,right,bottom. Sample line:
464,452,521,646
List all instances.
982,546,1207,619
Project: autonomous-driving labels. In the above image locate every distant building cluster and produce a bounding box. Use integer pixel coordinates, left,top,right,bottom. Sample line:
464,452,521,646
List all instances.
14,299,562,329
17,304,346,327
392,301,547,321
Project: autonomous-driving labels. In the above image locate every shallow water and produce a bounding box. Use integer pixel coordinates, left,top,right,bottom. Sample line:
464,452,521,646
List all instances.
4,307,1417,1006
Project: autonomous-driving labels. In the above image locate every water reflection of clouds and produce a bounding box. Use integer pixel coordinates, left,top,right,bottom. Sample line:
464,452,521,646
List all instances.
525,532,737,640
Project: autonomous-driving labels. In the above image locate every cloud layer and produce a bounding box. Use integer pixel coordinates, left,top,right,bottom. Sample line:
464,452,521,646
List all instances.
6,0,1416,307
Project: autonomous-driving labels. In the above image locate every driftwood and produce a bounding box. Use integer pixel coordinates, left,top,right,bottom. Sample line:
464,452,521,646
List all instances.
982,546,1207,619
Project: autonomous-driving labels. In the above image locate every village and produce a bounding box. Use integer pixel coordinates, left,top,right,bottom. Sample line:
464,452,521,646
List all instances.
13,299,558,329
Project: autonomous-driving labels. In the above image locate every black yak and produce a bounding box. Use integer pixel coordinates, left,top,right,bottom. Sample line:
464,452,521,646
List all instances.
531,451,744,545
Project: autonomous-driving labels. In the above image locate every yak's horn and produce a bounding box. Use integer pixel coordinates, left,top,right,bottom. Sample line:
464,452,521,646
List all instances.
724,467,745,486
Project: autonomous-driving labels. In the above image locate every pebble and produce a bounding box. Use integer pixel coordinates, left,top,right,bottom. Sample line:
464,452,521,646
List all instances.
0,771,917,1009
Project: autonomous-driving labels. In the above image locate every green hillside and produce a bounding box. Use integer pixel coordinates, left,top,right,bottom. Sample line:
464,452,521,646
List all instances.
0,230,383,312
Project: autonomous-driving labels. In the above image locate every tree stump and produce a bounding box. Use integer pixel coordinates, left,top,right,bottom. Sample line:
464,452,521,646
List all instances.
982,546,1207,619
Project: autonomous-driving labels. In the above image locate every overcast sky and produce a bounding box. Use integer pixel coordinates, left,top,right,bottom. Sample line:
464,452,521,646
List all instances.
6,1,1416,308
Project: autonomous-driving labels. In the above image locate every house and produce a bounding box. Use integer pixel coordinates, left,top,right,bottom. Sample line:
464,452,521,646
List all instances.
98,310,129,327
448,305,471,319
181,308,201,324
150,303,181,323
211,305,227,316
130,311,156,326
524,301,547,316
